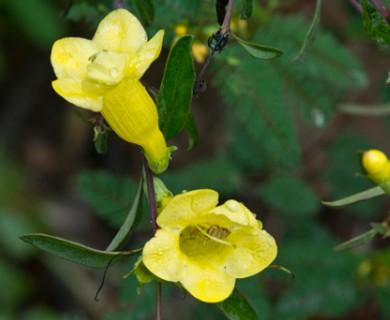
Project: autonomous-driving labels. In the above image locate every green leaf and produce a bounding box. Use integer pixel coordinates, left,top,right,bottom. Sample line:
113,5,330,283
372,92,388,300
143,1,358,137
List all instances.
20,233,140,268
134,0,154,25
240,0,253,20
183,113,198,150
217,288,258,320
106,177,144,251
362,0,390,44
232,33,283,59
334,229,377,251
157,35,196,141
322,186,384,208
293,0,321,63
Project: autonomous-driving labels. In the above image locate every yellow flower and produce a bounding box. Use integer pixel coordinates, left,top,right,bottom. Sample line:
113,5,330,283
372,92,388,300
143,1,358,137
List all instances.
50,9,171,174
142,189,277,303
361,149,390,185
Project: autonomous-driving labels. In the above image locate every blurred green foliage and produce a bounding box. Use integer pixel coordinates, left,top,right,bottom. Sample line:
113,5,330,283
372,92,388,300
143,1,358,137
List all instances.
2,0,390,319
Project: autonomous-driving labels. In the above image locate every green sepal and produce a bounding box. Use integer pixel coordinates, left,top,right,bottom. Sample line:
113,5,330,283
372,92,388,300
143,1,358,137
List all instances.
105,175,144,251
217,288,258,320
240,0,253,20
20,233,141,268
362,0,390,44
232,33,283,60
124,256,155,294
93,124,110,154
370,222,389,235
293,0,321,63
158,34,196,142
333,229,377,251
321,186,385,208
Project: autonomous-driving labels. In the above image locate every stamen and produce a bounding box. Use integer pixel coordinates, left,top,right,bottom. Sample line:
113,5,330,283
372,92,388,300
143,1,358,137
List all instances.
194,225,235,247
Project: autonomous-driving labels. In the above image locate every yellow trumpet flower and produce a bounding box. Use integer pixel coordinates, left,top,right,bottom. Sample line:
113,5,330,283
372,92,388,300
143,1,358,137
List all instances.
51,9,172,173
142,189,277,303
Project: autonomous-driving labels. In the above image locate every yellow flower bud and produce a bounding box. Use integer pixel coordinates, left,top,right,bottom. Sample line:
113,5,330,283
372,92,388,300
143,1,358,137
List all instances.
174,24,187,36
192,42,209,64
361,149,390,185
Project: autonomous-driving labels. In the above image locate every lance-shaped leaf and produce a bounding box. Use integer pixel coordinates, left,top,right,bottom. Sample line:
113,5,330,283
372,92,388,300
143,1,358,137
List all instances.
293,0,321,63
20,233,140,268
217,288,258,320
240,0,253,20
334,229,377,251
362,0,390,44
106,176,144,251
158,35,196,142
232,33,283,60
184,113,198,150
322,186,384,208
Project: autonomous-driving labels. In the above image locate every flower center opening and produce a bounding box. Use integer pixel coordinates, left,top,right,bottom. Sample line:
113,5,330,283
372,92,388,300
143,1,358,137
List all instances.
179,224,234,258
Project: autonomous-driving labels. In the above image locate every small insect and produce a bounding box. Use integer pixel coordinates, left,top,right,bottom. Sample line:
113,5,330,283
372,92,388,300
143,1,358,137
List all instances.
207,225,230,239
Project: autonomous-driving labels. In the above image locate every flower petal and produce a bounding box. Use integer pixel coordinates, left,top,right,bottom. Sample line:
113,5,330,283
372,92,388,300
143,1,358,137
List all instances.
225,229,277,278
142,229,183,282
86,51,129,86
93,9,147,56
157,190,219,230
127,30,164,79
101,78,159,144
210,200,259,228
51,37,99,80
52,79,103,111
180,262,236,303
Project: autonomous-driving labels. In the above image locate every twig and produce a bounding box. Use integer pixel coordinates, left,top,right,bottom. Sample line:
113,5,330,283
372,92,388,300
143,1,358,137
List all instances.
349,0,363,13
221,0,234,34
156,282,162,320
193,0,234,97
371,0,390,24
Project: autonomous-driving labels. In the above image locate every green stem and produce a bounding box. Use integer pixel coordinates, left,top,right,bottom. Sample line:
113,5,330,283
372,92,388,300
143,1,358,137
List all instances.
144,156,158,234
143,156,161,320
